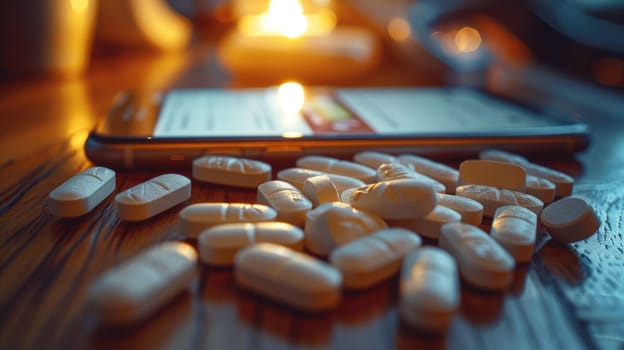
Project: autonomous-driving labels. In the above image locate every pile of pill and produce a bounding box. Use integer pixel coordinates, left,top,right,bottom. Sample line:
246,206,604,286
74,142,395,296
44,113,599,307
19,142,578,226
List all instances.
48,150,601,331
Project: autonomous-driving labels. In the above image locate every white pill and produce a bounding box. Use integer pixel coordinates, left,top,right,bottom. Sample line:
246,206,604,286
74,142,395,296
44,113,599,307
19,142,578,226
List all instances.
192,155,271,188
479,149,574,196
276,167,326,192
376,163,446,193
436,193,483,226
296,155,376,183
456,184,543,217
540,197,600,243
525,175,556,204
400,247,459,331
342,179,437,220
398,154,459,194
353,151,398,169
88,242,197,326
388,205,461,239
322,173,366,193
235,243,342,311
302,175,340,207
491,205,537,262
48,167,116,218
439,222,515,290
459,159,526,192
304,202,387,256
198,222,304,266
257,180,313,226
329,228,422,290
179,203,277,239
115,174,191,221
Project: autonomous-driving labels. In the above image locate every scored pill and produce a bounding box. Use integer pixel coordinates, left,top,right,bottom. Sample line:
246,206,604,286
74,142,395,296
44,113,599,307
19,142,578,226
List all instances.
491,205,537,262
439,222,515,290
398,154,459,194
276,168,326,192
436,193,483,226
540,197,600,243
400,247,459,332
387,205,461,239
329,228,422,290
459,159,527,192
353,151,398,169
235,243,342,311
304,202,387,256
296,155,376,183
342,179,437,220
302,175,341,207
115,174,191,221
48,166,116,218
179,203,277,239
525,175,556,204
88,242,197,326
376,163,446,193
257,180,313,226
456,184,543,217
192,155,271,188
198,222,304,266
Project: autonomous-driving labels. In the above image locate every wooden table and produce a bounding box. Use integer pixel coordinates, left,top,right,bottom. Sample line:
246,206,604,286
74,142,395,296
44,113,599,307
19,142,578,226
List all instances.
1,22,623,350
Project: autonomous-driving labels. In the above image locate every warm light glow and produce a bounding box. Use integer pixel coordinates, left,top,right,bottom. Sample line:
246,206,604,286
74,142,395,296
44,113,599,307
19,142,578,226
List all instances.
70,0,88,12
387,17,411,41
282,131,304,138
454,27,482,53
277,82,305,112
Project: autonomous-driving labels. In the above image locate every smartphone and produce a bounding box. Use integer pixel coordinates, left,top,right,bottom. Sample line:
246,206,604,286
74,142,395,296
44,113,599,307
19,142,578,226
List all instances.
85,85,589,169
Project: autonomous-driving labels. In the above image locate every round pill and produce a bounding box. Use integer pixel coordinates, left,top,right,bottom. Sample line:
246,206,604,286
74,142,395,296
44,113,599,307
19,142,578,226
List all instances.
540,197,600,243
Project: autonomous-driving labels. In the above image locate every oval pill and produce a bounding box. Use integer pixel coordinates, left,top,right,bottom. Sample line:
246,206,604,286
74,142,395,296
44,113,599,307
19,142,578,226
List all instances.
388,205,461,239
525,175,556,204
343,179,437,220
296,155,376,183
322,174,366,193
376,163,446,193
329,228,422,290
540,197,600,243
439,222,515,290
179,203,277,239
304,202,387,256
257,180,313,226
48,166,116,218
491,205,537,262
115,174,191,221
459,159,527,192
235,243,342,311
88,242,197,326
400,247,459,331
277,167,326,192
302,175,341,207
192,155,271,188
353,151,398,169
198,222,304,266
479,149,528,164
456,184,543,217
437,193,483,226
399,154,459,194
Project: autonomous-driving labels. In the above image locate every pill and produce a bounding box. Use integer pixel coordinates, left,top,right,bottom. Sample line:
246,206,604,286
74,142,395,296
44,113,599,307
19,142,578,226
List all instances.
459,159,526,192
88,242,197,326
48,167,116,218
329,228,422,290
192,155,271,188
198,222,304,266
400,247,459,331
257,180,313,226
479,149,574,196
437,193,484,226
376,163,446,193
388,205,461,239
304,202,387,256
439,222,515,290
302,175,341,207
353,151,398,169
322,174,366,193
398,154,459,194
235,243,342,311
277,167,326,191
179,203,277,239
115,174,191,221
456,184,543,217
525,175,556,204
491,205,537,262
540,197,600,243
296,155,377,183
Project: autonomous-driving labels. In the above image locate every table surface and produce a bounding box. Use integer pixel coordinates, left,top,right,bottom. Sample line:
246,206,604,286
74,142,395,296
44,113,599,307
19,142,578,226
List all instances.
1,19,624,350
